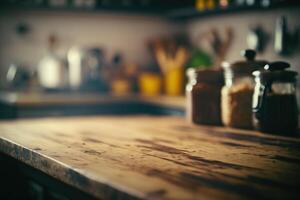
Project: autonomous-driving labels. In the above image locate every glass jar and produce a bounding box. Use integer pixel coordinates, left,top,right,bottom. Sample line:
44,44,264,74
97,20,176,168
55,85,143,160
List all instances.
221,49,268,129
252,61,298,134
186,68,223,125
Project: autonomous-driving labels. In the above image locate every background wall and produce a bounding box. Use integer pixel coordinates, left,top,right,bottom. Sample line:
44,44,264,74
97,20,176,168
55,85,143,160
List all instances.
1,8,300,87
0,11,180,85
186,8,300,71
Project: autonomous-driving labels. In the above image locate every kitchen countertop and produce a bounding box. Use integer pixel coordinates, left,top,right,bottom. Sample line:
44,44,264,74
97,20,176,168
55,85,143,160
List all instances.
0,92,185,109
1,116,300,200
0,92,186,118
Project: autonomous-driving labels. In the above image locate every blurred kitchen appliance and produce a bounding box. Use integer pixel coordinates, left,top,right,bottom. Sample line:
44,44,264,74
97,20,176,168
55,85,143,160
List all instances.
82,48,107,91
6,64,30,90
37,35,67,90
67,46,107,91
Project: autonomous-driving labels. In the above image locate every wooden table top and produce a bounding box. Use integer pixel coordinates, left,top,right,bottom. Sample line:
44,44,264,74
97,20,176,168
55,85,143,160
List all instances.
0,116,300,200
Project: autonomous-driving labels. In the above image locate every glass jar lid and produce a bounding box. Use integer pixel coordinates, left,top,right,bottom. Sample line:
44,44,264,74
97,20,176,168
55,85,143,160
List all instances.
187,68,224,85
252,61,298,83
222,49,268,76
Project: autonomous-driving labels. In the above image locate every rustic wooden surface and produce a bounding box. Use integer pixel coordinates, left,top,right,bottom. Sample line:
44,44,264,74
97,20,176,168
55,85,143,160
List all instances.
0,116,300,200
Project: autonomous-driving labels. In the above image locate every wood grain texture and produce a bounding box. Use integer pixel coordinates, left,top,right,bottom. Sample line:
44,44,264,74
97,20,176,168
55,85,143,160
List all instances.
0,116,300,200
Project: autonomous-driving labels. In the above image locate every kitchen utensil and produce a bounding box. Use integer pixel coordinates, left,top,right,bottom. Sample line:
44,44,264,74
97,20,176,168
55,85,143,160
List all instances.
274,16,289,55
199,27,233,67
247,25,269,52
149,35,189,74
274,16,299,56
148,35,189,96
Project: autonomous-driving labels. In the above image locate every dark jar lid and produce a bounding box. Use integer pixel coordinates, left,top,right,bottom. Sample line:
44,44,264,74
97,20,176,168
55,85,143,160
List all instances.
252,61,298,83
222,49,268,76
187,68,224,86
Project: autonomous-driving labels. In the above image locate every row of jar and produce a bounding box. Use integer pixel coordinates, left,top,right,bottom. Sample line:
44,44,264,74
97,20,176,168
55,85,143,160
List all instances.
186,49,298,135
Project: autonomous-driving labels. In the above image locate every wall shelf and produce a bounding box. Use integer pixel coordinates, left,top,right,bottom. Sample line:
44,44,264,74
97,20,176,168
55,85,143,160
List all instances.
167,1,300,20
0,0,298,20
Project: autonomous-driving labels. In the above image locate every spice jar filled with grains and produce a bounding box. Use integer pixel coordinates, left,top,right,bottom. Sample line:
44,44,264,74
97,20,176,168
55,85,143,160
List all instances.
186,68,224,125
221,50,268,129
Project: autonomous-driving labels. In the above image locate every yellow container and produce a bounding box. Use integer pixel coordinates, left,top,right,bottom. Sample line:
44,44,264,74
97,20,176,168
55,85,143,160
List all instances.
164,67,184,96
111,79,131,95
138,73,162,96
195,0,205,11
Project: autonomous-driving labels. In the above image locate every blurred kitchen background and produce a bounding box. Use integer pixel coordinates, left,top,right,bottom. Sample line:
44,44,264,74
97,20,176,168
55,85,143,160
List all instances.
0,0,299,104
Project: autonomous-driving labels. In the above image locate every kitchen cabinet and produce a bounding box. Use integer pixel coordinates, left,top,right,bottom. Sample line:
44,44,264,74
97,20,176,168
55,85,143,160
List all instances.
1,153,97,200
